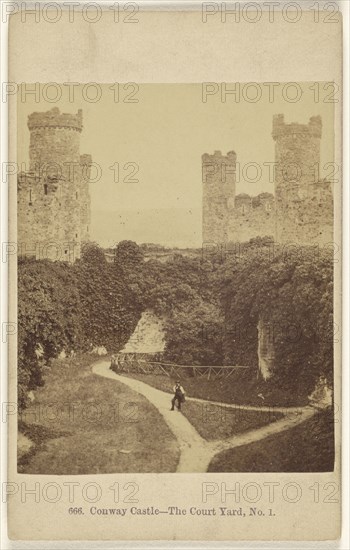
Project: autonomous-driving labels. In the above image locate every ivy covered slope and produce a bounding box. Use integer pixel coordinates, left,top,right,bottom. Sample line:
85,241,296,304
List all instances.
221,239,334,395
142,238,334,400
18,241,144,408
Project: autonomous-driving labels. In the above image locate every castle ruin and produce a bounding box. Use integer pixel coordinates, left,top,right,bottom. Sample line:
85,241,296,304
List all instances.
202,114,333,247
202,114,334,379
17,107,92,262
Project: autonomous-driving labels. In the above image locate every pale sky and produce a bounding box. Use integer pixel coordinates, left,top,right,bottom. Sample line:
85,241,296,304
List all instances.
18,84,335,247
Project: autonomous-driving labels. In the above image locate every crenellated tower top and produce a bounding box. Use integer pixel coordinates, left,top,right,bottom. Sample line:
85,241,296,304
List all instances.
202,150,237,163
272,114,322,140
28,107,83,132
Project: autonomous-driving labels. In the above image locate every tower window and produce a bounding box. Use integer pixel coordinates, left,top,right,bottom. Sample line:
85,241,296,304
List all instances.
29,189,32,205
44,183,48,195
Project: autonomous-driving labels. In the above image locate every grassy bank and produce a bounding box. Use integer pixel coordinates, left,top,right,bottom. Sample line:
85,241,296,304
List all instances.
208,408,335,472
118,370,308,407
18,354,179,474
181,401,283,440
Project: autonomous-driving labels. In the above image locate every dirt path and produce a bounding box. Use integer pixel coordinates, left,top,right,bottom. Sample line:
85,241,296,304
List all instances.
93,362,210,472
93,362,316,473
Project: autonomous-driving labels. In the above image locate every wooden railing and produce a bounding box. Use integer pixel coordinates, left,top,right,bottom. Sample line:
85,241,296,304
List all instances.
111,352,250,379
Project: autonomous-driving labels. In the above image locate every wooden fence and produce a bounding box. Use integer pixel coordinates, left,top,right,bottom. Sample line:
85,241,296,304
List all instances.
111,352,250,379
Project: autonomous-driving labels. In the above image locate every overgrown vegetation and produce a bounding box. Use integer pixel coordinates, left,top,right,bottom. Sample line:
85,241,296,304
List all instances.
18,237,333,408
141,237,334,401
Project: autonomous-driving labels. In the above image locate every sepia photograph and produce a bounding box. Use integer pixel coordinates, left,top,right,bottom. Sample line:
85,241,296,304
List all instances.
16,83,336,475
4,4,345,543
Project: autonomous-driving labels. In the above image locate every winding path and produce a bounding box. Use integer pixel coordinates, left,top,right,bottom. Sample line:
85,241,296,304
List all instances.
93,362,315,472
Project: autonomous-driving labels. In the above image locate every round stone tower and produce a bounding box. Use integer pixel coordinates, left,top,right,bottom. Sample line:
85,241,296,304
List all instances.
28,107,83,172
272,114,322,200
18,108,91,262
272,114,333,245
202,150,236,244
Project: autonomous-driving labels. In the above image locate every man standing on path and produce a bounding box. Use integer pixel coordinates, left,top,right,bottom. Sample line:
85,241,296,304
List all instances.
171,380,185,411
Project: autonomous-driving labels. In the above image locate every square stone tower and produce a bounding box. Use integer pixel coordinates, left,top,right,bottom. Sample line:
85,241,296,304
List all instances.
17,108,92,262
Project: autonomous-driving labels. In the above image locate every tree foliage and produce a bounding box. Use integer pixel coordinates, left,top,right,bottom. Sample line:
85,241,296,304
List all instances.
18,242,143,408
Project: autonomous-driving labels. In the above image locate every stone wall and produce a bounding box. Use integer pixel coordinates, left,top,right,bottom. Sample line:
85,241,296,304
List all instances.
228,193,275,242
275,182,333,245
120,311,166,354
